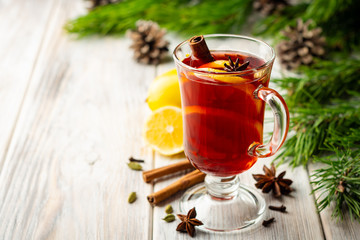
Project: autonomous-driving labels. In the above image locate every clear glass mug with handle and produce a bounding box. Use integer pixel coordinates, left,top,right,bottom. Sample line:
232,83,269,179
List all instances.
173,34,289,232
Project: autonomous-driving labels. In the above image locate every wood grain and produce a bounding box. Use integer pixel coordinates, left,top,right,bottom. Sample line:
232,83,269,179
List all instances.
0,0,58,170
0,0,155,239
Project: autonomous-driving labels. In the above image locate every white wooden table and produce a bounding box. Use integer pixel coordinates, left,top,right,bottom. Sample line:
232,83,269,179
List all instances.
0,0,359,239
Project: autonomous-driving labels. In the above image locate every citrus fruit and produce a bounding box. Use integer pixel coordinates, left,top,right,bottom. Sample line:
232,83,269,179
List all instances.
144,106,183,155
199,60,228,69
146,69,181,111
196,68,247,83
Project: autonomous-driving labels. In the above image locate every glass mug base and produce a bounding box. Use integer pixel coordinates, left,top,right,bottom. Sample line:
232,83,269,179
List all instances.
179,175,266,232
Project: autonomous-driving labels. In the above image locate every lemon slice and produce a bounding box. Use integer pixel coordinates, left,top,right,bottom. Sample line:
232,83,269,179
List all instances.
200,60,228,69
198,68,227,73
144,106,184,155
196,68,247,83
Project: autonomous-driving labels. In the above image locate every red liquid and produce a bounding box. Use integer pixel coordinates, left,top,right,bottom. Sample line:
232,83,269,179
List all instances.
178,51,270,176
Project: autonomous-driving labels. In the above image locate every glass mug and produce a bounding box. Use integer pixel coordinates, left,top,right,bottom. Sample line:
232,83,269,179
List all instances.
173,34,289,232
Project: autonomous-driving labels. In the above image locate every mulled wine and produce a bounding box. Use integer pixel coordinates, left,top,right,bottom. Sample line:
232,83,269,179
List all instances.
178,51,269,176
173,35,289,232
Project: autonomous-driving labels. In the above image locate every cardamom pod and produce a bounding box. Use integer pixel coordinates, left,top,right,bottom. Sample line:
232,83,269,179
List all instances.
165,204,173,214
162,214,175,222
127,162,142,171
128,192,137,203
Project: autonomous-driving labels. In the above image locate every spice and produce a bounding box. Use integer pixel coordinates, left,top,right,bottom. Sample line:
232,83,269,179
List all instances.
224,57,250,72
189,35,214,64
262,217,275,227
142,159,193,183
269,204,287,212
163,214,175,222
129,156,145,163
176,207,203,237
253,163,293,197
127,162,143,171
165,205,173,214
128,192,137,203
147,170,205,205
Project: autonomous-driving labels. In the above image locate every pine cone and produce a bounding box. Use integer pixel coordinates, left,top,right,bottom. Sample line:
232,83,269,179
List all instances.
127,20,169,65
87,0,120,9
277,19,326,70
253,0,288,16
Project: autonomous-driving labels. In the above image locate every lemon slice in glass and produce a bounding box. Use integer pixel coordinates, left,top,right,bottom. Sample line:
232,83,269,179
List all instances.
196,68,247,83
143,106,183,155
200,60,228,69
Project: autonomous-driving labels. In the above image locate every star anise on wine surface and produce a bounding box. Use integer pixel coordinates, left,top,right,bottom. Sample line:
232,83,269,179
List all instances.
253,163,293,197
176,207,203,237
224,56,250,72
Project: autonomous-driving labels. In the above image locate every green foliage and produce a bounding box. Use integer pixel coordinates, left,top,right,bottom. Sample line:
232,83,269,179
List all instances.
274,58,360,107
65,0,253,37
273,58,360,167
252,3,307,40
65,0,156,37
277,97,360,166
65,0,360,51
311,149,360,221
253,0,360,50
318,3,360,51
304,0,354,22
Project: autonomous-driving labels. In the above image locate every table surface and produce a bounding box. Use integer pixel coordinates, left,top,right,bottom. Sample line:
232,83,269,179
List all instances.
1,0,359,239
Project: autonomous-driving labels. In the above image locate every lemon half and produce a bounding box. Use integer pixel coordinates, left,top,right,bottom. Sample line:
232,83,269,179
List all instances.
144,106,183,155
146,69,181,111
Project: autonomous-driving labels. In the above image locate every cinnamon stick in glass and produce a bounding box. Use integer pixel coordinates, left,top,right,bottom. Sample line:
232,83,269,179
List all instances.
142,159,194,183
147,169,206,205
189,35,214,64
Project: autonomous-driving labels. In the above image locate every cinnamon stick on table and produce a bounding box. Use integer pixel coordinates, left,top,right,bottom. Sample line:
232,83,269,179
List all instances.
147,169,206,205
142,159,194,183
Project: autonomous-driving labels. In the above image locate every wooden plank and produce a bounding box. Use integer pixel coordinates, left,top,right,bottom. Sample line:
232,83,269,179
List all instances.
0,0,59,168
152,155,325,239
0,0,155,239
309,163,360,240
152,48,324,239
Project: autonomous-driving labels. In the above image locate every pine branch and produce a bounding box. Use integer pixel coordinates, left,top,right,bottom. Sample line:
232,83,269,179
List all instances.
274,59,360,166
304,0,355,23
65,0,253,37
311,149,360,221
252,3,307,40
65,0,156,37
253,0,360,50
273,58,360,108
315,0,360,51
276,97,360,167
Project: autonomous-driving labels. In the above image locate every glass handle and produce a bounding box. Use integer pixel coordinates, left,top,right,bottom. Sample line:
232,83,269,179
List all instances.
248,85,290,158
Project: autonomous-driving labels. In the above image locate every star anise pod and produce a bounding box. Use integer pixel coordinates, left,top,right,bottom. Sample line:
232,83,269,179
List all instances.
253,163,293,197
224,56,250,72
176,207,203,237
